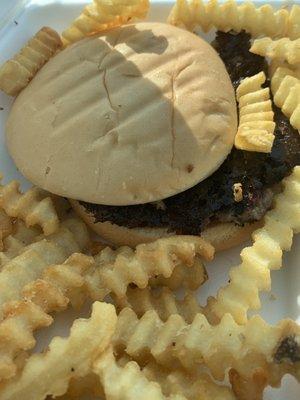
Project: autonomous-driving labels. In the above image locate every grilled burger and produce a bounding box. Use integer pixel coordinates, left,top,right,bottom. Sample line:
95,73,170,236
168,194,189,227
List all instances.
6,23,300,250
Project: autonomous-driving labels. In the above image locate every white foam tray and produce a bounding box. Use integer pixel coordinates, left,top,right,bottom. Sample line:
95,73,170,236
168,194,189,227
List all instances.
0,1,299,399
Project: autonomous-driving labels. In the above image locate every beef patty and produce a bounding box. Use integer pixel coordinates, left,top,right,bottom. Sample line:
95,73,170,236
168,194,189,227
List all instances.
80,31,300,235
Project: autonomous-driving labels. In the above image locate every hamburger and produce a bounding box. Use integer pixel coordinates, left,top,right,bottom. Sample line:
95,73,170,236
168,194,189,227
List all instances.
5,22,300,251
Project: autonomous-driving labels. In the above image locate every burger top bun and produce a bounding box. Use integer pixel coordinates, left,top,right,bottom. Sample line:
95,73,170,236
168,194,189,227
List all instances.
6,22,237,206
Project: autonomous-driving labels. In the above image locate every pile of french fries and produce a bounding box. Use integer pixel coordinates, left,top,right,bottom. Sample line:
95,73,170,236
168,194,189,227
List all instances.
0,1,299,399
0,167,299,400
0,166,299,400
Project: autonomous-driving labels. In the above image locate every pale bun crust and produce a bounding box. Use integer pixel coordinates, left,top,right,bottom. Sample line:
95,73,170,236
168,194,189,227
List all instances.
70,199,261,252
7,22,237,206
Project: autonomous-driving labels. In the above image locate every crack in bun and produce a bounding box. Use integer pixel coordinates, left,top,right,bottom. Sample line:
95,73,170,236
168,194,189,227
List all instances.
6,22,237,206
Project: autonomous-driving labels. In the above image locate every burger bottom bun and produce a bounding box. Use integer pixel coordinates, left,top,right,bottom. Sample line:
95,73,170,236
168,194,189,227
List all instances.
70,199,262,252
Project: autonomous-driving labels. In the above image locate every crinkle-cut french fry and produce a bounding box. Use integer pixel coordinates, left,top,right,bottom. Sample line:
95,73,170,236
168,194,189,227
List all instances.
31,252,94,310
93,347,186,400
0,242,67,320
60,216,91,250
0,221,41,268
65,355,232,400
228,368,268,400
38,217,90,254
55,373,104,399
0,302,117,400
0,301,52,380
0,216,89,269
0,235,208,381
167,0,299,38
250,37,300,65
0,210,13,252
288,5,300,40
113,308,300,390
115,287,202,323
62,0,150,46
270,65,300,92
235,72,275,153
59,356,138,399
86,236,214,299
204,167,300,324
0,220,89,320
271,66,300,131
149,256,207,291
0,179,59,235
0,27,62,96
143,361,236,400
0,253,94,381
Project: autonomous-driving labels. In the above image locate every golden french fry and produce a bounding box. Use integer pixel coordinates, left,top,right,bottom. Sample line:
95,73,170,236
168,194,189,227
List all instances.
204,167,300,325
113,308,300,392
271,67,300,131
0,210,13,252
59,216,91,251
235,72,275,153
0,241,67,321
0,179,59,236
288,4,300,40
0,253,94,381
0,221,41,268
0,301,52,380
114,287,202,323
0,218,89,320
250,37,300,65
87,236,213,299
93,347,186,400
167,0,299,38
143,360,236,400
55,373,104,400
270,65,300,92
62,0,150,46
229,368,268,400
0,302,117,400
0,27,62,96
149,256,208,291
0,234,208,382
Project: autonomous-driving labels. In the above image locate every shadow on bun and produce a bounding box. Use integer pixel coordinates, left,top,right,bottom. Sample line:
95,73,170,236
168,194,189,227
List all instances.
6,22,237,206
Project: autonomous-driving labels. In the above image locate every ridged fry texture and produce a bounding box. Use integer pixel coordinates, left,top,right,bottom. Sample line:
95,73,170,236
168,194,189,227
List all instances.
142,361,236,400
0,210,13,252
168,0,299,38
93,347,186,400
0,253,94,381
86,236,213,300
235,72,275,153
0,179,59,235
0,221,41,268
149,256,207,291
0,27,62,96
113,308,300,391
251,37,300,65
115,287,202,323
271,67,300,131
205,167,300,324
0,216,89,380
62,0,150,45
0,235,207,381
0,302,117,400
